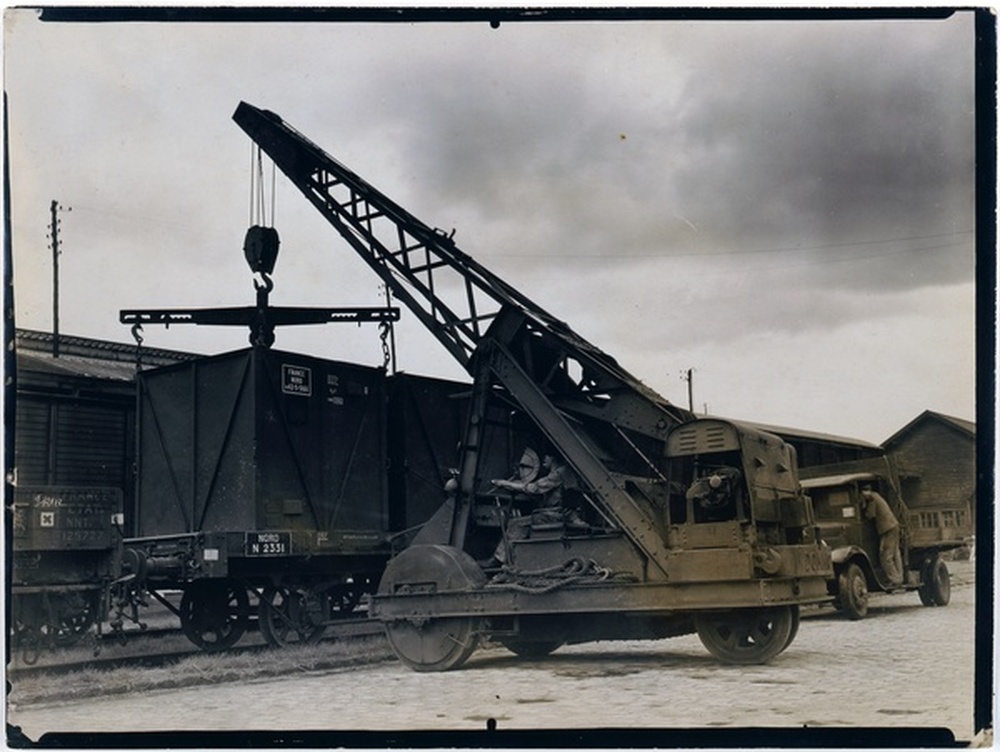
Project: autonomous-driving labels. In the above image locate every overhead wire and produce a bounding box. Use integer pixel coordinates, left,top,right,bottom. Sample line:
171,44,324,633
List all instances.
483,229,975,261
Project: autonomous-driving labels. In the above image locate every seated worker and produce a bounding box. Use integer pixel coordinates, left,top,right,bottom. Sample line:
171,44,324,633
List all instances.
686,466,744,522
483,449,587,568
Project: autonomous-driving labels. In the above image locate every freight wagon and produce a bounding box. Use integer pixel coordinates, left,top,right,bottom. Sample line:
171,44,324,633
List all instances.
10,486,121,658
9,330,194,657
114,345,533,649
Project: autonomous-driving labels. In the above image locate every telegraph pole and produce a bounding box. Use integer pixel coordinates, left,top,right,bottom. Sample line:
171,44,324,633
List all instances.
684,368,694,412
49,200,60,357
48,200,69,357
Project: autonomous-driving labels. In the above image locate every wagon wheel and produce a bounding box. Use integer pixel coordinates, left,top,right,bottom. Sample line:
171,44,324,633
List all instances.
11,594,44,659
50,592,101,647
328,583,363,618
694,605,796,664
379,545,485,672
258,586,326,647
839,563,869,620
179,579,250,651
918,557,951,607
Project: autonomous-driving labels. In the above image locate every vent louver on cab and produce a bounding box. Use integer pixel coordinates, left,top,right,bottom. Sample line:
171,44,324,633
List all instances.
673,423,732,453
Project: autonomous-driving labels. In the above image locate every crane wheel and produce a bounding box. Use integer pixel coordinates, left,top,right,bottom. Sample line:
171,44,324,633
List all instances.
378,545,486,672
694,605,797,664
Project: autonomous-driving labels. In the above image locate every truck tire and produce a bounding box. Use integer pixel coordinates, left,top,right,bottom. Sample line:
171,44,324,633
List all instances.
838,563,869,620
918,558,951,607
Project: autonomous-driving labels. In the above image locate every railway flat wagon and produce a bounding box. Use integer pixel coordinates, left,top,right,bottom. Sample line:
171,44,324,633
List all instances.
119,345,475,649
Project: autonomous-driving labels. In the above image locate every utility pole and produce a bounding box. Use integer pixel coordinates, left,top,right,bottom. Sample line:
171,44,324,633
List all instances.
682,368,694,412
48,200,69,357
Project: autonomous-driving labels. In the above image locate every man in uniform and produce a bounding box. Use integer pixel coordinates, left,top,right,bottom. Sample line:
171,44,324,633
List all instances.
861,485,904,585
484,450,587,567
686,466,744,522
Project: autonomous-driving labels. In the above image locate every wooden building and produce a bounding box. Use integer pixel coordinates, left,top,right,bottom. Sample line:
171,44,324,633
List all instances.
11,329,197,533
882,410,977,520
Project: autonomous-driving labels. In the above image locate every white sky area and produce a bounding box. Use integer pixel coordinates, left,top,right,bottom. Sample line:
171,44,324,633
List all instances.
4,10,979,444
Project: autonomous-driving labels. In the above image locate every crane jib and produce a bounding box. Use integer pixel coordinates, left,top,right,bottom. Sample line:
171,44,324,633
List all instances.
231,100,690,427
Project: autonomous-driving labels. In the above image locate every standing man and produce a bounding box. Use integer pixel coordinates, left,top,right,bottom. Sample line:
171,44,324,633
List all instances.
861,485,904,585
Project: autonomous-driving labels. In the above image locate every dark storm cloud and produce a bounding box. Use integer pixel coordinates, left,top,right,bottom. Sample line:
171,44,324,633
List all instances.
646,22,976,290
354,19,974,297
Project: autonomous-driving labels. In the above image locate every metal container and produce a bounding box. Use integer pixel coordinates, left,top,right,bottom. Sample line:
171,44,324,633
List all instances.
136,347,388,550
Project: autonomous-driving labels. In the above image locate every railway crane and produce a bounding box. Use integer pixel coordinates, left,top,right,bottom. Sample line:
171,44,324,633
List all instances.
233,102,834,670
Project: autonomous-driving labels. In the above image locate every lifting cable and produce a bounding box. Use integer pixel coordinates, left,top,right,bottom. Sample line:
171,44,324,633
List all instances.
249,143,277,228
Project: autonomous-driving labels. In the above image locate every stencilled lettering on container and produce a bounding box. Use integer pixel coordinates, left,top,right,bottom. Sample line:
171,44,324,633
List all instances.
281,364,312,396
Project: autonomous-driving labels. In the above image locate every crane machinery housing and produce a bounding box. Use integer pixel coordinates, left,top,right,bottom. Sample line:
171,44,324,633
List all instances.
228,101,835,670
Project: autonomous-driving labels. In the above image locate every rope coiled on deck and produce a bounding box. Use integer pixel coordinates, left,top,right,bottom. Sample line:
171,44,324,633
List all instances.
484,557,634,594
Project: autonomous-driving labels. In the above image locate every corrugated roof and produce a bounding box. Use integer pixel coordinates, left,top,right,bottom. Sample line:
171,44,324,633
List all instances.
17,350,140,382
741,420,882,450
14,328,200,383
15,328,199,365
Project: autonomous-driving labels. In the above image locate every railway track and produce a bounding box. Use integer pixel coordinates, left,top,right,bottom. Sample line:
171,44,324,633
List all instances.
8,616,388,679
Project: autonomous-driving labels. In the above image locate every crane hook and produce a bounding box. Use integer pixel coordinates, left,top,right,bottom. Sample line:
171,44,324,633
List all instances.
253,272,274,294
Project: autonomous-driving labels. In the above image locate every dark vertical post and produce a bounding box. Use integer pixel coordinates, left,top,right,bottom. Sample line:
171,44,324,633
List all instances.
686,368,694,413
50,200,59,358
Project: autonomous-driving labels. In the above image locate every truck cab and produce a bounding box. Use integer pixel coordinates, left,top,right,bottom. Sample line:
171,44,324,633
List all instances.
801,468,956,619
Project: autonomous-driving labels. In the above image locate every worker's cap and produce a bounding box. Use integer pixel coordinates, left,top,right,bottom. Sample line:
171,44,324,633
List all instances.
517,448,541,481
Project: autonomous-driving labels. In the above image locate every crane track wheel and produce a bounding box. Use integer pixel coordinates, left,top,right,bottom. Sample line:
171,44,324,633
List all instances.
377,545,486,672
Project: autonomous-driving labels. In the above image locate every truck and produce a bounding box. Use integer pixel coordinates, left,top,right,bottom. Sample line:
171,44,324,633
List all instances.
234,101,835,670
800,456,971,619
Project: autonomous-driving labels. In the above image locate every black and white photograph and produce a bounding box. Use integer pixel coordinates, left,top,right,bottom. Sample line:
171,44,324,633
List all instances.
4,6,988,747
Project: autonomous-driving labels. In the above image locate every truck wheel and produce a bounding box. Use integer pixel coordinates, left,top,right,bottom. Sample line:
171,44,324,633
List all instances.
918,558,951,607
694,605,795,664
839,563,869,620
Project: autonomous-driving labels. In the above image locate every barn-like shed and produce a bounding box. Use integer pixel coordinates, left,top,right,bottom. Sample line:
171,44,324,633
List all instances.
882,410,977,524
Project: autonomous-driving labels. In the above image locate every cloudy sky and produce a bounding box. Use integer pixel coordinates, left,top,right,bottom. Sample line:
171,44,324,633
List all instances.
5,9,979,443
